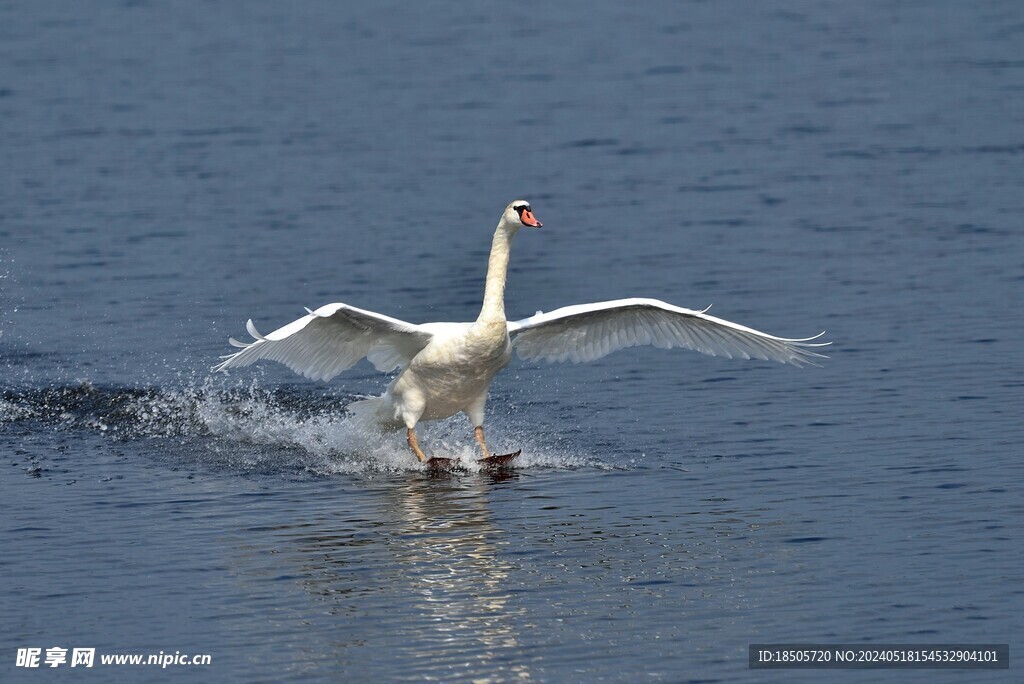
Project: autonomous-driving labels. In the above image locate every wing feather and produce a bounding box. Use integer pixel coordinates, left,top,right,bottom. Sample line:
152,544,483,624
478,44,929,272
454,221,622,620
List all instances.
508,298,829,367
213,303,433,380
246,319,267,341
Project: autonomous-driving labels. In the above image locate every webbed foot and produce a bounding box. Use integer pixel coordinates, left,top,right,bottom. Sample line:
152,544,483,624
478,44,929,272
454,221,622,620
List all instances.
478,449,521,468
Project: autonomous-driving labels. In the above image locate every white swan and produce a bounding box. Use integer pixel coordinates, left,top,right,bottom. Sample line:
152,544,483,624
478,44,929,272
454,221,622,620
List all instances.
215,201,828,466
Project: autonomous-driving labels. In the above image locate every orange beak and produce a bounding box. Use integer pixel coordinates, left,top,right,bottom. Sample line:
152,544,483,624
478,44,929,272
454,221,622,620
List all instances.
520,209,542,227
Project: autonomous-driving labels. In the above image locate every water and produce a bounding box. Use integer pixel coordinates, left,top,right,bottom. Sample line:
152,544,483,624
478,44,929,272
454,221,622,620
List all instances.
2,1,1022,681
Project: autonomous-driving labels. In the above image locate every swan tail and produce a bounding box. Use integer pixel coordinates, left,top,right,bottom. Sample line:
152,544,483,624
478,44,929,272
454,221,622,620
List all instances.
346,394,404,431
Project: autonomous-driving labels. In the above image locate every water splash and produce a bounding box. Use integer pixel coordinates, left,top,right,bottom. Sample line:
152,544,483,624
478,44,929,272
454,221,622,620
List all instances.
0,379,607,476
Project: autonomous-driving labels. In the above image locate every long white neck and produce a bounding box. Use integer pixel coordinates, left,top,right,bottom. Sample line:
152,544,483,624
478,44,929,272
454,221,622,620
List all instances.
478,222,514,324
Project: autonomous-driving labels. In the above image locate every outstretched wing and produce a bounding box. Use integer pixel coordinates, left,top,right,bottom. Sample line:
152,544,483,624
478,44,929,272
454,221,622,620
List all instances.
213,303,434,381
508,298,829,367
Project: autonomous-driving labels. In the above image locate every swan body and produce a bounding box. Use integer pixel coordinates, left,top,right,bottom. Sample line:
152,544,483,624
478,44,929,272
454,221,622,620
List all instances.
215,201,828,464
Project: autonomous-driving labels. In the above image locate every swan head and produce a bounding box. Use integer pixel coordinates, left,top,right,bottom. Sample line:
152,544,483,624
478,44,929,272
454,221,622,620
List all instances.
502,200,542,231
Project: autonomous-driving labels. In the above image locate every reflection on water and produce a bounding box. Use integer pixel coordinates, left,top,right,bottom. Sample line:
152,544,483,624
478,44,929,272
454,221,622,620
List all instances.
220,471,802,681
387,476,531,681
232,475,533,681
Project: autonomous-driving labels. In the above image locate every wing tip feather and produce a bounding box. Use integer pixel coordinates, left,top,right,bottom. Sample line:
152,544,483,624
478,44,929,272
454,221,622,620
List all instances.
245,319,267,341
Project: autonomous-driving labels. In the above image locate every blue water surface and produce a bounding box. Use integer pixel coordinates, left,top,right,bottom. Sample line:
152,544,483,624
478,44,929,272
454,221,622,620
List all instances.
2,1,1022,682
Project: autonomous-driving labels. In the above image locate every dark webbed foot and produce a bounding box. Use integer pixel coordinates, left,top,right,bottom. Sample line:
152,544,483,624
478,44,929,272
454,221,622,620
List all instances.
426,457,460,471
478,449,521,467
424,450,521,472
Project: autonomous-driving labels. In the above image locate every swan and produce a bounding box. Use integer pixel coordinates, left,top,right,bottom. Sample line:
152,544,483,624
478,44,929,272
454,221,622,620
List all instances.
214,200,828,467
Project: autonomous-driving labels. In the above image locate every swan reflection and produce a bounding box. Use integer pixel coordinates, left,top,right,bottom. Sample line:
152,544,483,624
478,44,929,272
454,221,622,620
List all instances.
392,476,528,670
239,473,532,681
